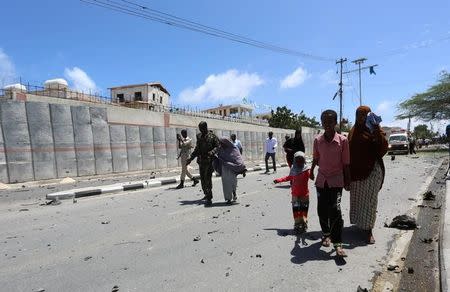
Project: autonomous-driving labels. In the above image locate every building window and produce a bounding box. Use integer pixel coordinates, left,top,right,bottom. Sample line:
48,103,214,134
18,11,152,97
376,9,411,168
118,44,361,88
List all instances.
152,93,156,101
116,93,124,102
134,91,142,101
160,96,163,103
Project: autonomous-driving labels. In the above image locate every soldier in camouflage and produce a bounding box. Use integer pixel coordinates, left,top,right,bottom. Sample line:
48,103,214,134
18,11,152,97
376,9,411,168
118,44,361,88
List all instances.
186,121,220,207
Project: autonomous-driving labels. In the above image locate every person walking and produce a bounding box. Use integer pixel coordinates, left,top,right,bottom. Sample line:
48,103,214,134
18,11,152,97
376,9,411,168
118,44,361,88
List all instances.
310,109,350,257
348,106,388,244
186,121,220,207
408,135,416,154
283,129,305,168
264,131,278,173
175,129,199,189
216,138,246,204
230,133,243,154
273,151,310,233
231,133,246,177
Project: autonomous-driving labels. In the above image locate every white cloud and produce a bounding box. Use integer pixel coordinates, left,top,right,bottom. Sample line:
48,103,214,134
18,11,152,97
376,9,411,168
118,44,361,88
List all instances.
0,48,16,86
64,67,99,93
178,69,264,104
280,66,310,89
376,100,392,114
320,69,338,85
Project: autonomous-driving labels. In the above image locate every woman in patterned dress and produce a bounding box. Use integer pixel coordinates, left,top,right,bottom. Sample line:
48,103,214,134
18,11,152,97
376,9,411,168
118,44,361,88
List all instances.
348,106,388,244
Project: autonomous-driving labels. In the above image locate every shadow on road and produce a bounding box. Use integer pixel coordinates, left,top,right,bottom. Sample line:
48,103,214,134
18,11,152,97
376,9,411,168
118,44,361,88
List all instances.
178,199,204,206
264,225,371,266
273,185,291,189
178,200,240,208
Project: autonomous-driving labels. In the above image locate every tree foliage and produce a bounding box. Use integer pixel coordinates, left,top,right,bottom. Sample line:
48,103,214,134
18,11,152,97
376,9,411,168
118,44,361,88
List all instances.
413,124,437,139
268,106,320,129
397,71,450,121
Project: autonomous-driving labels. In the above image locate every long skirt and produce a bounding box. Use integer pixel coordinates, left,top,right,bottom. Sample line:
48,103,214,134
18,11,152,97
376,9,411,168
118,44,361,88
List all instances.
221,165,237,201
349,161,383,230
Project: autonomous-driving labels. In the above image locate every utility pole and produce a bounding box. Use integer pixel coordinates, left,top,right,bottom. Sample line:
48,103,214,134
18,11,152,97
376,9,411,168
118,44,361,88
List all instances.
336,58,347,131
352,58,367,106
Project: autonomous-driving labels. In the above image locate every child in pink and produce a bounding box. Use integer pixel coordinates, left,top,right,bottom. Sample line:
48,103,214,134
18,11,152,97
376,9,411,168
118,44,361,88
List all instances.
274,151,310,233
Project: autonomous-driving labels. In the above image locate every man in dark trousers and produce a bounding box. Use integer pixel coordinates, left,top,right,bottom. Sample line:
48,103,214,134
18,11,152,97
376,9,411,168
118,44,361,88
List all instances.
264,131,278,173
283,129,305,168
186,121,220,206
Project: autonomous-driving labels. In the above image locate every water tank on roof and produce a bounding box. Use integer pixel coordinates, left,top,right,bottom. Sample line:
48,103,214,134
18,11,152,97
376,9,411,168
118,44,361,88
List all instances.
3,83,26,91
44,78,68,89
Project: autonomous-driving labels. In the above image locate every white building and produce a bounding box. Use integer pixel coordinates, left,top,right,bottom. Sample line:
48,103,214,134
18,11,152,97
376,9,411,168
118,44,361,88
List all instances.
109,82,170,110
203,103,254,117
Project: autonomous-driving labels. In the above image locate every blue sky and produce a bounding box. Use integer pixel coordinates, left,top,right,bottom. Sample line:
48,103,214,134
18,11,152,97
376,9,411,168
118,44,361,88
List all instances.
1,0,449,131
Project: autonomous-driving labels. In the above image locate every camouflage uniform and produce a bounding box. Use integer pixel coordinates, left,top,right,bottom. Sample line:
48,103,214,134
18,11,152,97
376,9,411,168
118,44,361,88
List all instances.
189,131,220,200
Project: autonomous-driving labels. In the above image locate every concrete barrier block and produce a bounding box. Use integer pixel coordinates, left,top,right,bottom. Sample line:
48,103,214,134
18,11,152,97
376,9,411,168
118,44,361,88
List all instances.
0,101,33,182
214,129,223,139
110,125,128,173
250,132,258,161
139,126,155,170
243,131,251,161
71,106,95,176
165,127,178,168
222,130,230,138
26,102,57,180
256,132,263,159
187,128,197,145
126,125,143,171
0,124,9,183
153,127,167,169
90,107,112,174
50,104,78,177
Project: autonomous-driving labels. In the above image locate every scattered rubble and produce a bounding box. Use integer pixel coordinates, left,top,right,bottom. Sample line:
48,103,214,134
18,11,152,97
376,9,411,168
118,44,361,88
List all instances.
387,264,399,271
357,286,368,292
420,238,433,244
422,190,435,201
386,215,418,230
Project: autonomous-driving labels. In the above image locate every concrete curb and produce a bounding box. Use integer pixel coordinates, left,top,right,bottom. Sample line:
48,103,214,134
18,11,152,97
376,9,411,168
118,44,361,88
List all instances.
440,180,450,291
46,162,289,201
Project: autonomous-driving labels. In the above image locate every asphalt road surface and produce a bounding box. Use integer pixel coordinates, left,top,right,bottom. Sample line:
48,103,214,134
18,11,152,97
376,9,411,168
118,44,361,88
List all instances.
0,153,445,291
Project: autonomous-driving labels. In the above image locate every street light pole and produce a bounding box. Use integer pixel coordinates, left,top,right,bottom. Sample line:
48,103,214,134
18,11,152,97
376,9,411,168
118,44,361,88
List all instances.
336,58,347,131
352,58,367,106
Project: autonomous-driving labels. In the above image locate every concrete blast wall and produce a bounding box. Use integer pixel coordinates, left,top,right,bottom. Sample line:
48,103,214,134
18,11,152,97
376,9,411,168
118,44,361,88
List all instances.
1,101,34,182
110,125,128,173
50,104,78,178
140,126,155,170
90,107,112,174
125,125,143,171
26,102,56,180
0,100,318,184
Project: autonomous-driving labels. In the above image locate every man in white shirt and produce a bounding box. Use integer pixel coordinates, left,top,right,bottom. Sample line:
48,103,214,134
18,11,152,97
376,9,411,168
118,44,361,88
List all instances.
264,131,277,173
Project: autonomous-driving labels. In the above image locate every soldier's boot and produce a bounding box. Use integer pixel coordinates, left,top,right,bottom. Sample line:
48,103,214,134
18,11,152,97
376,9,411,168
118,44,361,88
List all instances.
175,180,184,189
192,177,199,187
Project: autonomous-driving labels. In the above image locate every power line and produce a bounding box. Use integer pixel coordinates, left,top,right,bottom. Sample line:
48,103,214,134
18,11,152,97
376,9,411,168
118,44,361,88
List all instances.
80,0,334,62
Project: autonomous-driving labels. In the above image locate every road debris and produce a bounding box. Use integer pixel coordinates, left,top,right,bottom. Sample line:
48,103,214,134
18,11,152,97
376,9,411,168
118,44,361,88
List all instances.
112,285,119,292
357,286,368,292
422,190,435,201
386,215,418,230
193,236,201,241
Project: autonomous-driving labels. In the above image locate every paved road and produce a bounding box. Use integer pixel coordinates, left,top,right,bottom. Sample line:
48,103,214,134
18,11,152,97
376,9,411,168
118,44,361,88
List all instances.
0,153,445,291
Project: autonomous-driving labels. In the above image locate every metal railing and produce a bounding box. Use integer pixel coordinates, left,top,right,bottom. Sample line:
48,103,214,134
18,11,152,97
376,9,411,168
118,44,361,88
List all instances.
0,83,269,126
